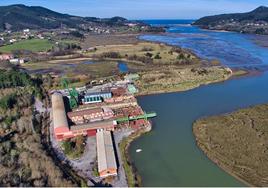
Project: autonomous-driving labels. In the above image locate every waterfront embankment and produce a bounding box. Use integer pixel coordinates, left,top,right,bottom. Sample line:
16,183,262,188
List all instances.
119,123,152,187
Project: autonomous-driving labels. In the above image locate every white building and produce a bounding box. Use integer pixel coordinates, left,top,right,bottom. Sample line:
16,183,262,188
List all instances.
9,58,25,64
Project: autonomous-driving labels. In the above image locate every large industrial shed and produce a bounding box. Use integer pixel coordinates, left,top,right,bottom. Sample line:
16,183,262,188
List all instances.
70,120,117,136
83,91,112,104
96,130,118,178
51,93,71,140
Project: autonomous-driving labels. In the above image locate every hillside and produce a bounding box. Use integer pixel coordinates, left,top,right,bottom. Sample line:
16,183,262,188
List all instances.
0,4,137,31
193,6,268,35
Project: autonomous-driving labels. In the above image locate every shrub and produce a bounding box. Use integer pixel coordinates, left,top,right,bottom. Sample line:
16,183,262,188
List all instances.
141,46,153,52
127,54,153,64
69,31,84,39
0,94,17,110
0,69,33,88
154,53,162,59
145,52,153,58
177,53,185,60
99,52,121,59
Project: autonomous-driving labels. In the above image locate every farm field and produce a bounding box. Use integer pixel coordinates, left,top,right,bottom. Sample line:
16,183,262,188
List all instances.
0,39,54,53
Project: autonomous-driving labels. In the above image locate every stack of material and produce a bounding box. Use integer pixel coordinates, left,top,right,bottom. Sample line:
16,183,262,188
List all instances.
68,107,114,124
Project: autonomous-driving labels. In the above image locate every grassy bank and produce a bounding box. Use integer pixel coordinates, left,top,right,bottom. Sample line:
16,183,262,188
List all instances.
193,104,268,187
136,66,232,96
86,42,199,65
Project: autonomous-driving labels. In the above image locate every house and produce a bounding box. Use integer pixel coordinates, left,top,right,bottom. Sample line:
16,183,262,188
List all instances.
9,39,17,43
23,29,30,33
0,54,14,61
126,23,137,27
9,58,25,64
37,34,44,39
21,35,29,40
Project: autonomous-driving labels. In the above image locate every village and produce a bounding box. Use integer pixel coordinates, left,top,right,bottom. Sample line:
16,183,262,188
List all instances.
50,73,156,186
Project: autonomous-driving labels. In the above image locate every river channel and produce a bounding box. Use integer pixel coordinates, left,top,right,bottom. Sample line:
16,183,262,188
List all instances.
129,20,268,186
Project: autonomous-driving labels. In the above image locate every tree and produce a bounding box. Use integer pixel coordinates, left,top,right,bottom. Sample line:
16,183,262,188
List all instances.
154,53,162,59
0,94,16,110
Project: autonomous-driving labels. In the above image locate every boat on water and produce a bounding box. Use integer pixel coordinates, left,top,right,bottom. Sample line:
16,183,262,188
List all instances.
136,149,142,153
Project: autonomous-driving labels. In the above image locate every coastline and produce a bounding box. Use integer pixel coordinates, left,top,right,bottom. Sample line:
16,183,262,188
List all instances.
192,104,268,187
135,69,232,97
125,67,256,186
120,36,252,186
194,25,268,37
135,66,233,97
119,122,152,187
192,134,253,187
124,67,237,186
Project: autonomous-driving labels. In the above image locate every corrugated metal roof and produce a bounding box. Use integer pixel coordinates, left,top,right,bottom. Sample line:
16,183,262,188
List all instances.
67,108,103,117
70,120,116,131
85,91,111,96
51,93,69,129
96,130,117,173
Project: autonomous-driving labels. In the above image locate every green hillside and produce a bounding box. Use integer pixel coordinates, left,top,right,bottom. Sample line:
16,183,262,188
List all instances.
194,6,268,26
0,4,129,31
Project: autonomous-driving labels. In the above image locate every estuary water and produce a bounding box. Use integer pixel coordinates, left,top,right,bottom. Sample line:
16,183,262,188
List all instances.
129,20,268,186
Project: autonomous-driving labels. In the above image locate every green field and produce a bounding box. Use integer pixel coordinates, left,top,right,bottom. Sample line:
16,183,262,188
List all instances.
0,39,54,53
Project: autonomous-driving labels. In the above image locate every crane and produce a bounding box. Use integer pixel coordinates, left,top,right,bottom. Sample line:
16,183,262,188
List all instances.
61,78,79,109
116,111,157,123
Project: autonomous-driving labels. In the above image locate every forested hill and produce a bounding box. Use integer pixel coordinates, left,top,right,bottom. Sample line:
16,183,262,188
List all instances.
0,4,131,31
193,6,268,35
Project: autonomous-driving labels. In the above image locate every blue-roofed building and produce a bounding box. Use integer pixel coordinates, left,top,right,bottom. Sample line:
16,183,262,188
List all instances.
83,91,112,104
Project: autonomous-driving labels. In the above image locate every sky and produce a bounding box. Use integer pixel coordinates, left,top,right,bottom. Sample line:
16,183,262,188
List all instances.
0,0,267,19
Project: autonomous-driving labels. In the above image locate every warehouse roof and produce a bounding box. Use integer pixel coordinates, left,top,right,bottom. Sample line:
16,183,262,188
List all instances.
70,120,116,131
85,91,111,96
51,92,69,130
67,108,103,117
96,130,117,174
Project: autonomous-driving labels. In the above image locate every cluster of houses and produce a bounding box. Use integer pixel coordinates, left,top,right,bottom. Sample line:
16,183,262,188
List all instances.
217,19,268,27
0,28,48,65
0,28,45,46
88,26,111,34
86,22,142,34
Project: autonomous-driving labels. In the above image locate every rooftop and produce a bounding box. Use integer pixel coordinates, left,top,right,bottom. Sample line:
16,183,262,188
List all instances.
85,90,112,96
70,120,116,131
96,130,117,175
